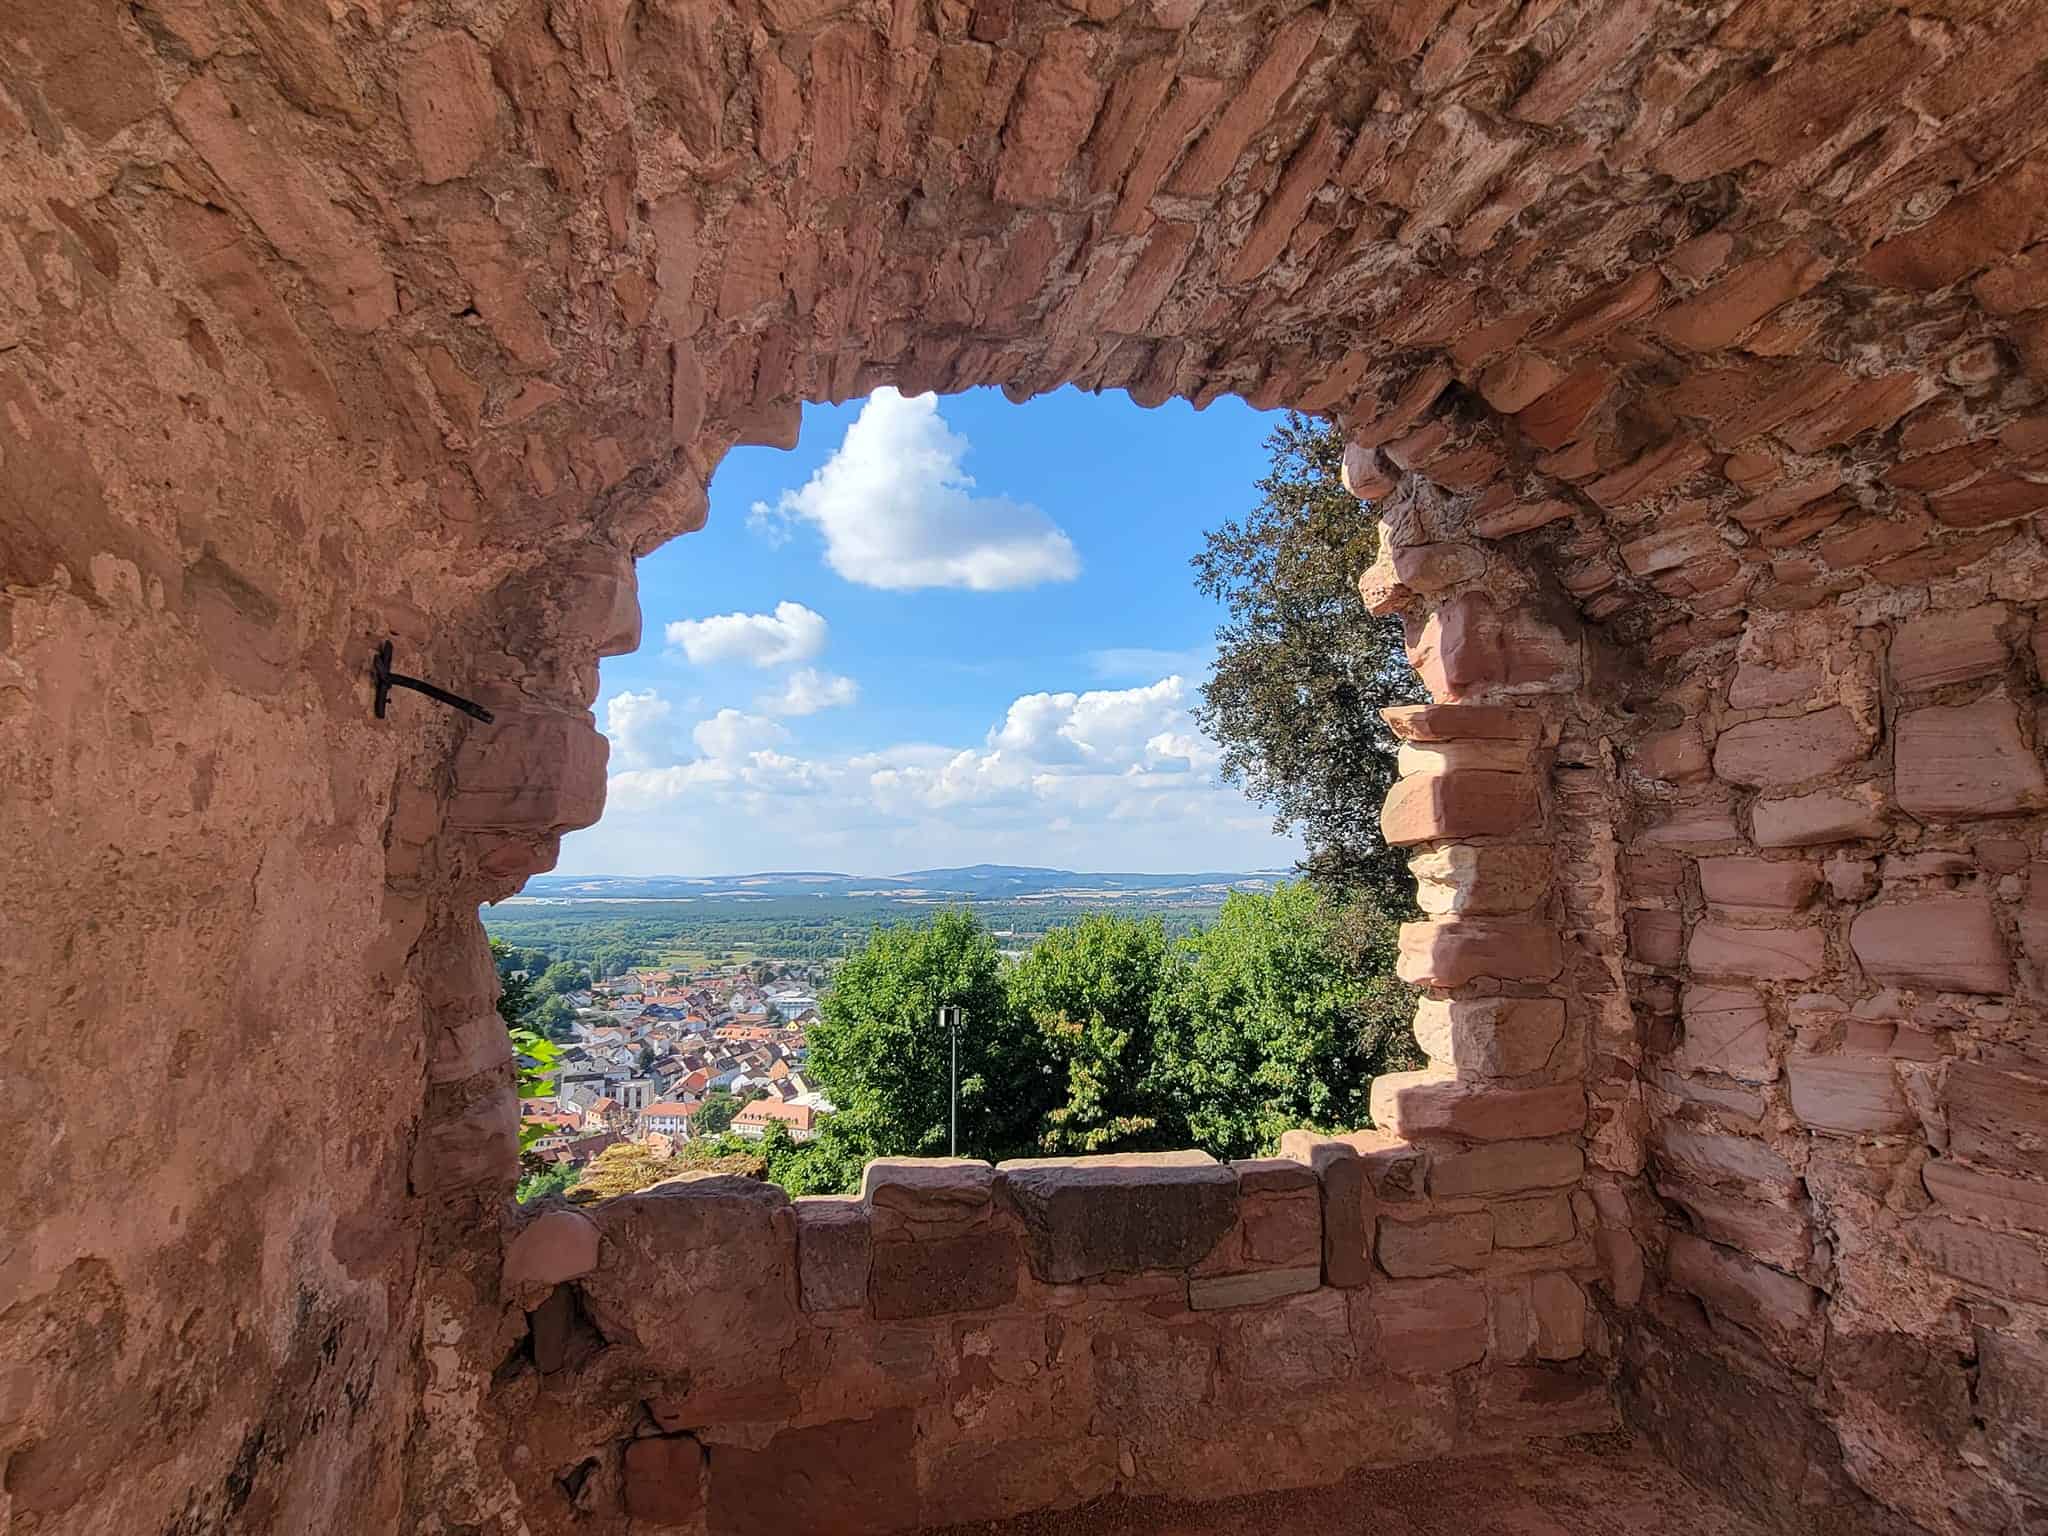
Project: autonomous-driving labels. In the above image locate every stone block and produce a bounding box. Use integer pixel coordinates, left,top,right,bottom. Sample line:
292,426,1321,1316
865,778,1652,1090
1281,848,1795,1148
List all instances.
1895,694,2048,819
1668,1232,1823,1372
1686,921,1824,982
870,1228,1021,1319
1785,1057,1914,1135
1465,1364,1617,1440
1633,724,1711,784
1373,1277,1489,1376
1396,918,1564,986
503,1208,600,1298
1410,995,1566,1077
708,1410,917,1536
1530,1272,1586,1360
1658,1178,1815,1275
1371,1070,1586,1143
1850,896,2008,994
1650,1068,1765,1121
1394,739,1540,776
1654,1125,1801,1200
1891,604,2009,689
1278,1132,1374,1286
1595,1228,1645,1307
1380,769,1540,846
862,1157,994,1230
996,1151,1238,1282
1408,844,1550,916
1233,1164,1322,1268
1976,1327,2048,1503
1945,1062,2048,1177
1378,1210,1494,1277
1713,706,1868,787
1405,591,1578,701
445,704,608,835
1752,785,1887,846
1923,1158,2048,1233
1676,984,1774,1082
1186,1264,1320,1310
581,1175,799,1371
1908,1216,2048,1304
1382,703,1545,741
623,1433,705,1526
1637,799,1743,849
1697,857,1819,913
1494,1193,1576,1249
1628,907,1684,968
795,1196,871,1312
411,1090,518,1195
1429,1138,1584,1198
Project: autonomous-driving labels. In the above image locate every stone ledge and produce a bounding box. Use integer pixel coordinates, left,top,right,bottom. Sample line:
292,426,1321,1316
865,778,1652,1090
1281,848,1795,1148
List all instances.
996,1151,1239,1283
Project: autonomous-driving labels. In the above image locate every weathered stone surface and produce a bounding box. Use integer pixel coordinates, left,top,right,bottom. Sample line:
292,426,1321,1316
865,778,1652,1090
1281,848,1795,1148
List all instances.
1382,703,1546,741
397,29,500,185
1894,694,2048,819
1654,1125,1802,1201
1891,605,2009,690
1751,785,1888,847
1785,1057,1914,1135
1408,844,1551,916
1278,1133,1375,1288
1945,1063,2048,1178
1686,921,1824,982
1907,1217,2048,1303
1186,1264,1321,1310
1696,858,1818,914
1371,1071,1587,1143
1923,1158,2048,1233
624,1433,707,1526
1676,984,1774,1082
1397,918,1565,986
1381,770,1540,845
1410,995,1566,1077
1378,1210,1494,1277
1667,1232,1823,1371
1658,1179,1815,1276
861,1157,995,1220
1429,1138,1584,1198
1713,707,1868,787
997,1152,1237,1281
1494,1194,1576,1250
795,1196,872,1312
870,1227,1021,1319
503,1208,600,1297
709,1411,918,1534
1373,1277,1488,1375
1850,897,2009,994
1530,1273,1586,1360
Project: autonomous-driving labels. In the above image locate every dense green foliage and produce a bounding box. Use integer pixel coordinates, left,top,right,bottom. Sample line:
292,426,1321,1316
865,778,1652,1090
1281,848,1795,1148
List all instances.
1155,884,1419,1158
797,891,1417,1185
809,910,1049,1163
1192,413,1425,909
1007,913,1180,1153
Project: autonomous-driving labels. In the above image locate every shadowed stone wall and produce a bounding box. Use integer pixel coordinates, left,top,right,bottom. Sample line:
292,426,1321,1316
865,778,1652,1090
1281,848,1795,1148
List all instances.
5,0,2048,1531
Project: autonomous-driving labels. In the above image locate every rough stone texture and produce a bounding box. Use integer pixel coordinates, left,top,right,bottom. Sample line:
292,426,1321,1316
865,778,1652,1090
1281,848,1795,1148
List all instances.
16,1,2048,1532
997,1152,1238,1281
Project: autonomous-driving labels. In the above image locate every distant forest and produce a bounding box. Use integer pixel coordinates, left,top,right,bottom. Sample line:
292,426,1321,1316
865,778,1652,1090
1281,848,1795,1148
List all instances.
479,893,1233,970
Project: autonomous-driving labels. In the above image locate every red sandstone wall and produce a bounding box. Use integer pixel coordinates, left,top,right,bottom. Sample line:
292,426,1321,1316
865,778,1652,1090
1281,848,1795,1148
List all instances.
1608,598,2048,1535
485,1151,1616,1533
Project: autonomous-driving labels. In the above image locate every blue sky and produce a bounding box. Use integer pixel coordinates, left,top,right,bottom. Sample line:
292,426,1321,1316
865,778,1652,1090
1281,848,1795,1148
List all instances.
555,386,1308,877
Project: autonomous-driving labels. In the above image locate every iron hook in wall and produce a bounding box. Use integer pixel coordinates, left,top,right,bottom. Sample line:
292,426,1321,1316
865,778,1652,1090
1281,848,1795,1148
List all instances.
371,640,495,724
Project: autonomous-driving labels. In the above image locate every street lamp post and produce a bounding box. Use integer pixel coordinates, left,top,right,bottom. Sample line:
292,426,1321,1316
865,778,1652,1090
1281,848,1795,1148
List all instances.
939,1004,963,1156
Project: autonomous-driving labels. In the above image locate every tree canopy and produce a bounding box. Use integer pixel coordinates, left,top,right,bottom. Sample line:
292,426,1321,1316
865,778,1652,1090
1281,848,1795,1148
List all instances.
1192,412,1425,909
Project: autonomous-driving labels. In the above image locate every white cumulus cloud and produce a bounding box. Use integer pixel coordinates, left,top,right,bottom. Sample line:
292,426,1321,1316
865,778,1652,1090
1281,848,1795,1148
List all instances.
666,601,828,668
750,388,1081,591
604,688,675,771
758,667,860,716
692,708,792,761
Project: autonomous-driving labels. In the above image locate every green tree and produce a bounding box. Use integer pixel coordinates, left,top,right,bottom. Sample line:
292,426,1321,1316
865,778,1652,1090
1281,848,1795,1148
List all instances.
692,1091,741,1137
1007,913,1184,1153
1155,882,1420,1159
492,938,534,1030
531,994,578,1042
1192,412,1424,909
537,959,591,997
808,910,1048,1162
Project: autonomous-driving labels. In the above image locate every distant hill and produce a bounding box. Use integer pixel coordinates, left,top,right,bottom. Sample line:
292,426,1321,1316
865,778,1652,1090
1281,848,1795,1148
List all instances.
513,866,1288,905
